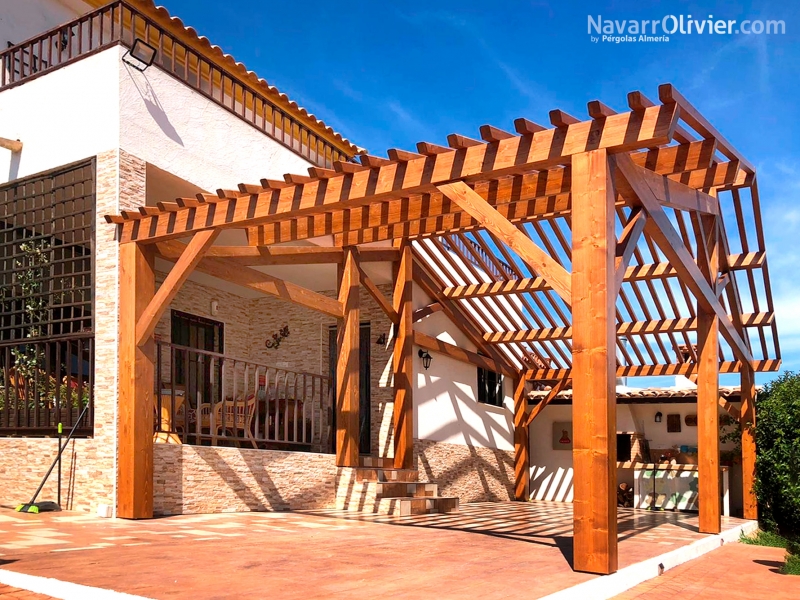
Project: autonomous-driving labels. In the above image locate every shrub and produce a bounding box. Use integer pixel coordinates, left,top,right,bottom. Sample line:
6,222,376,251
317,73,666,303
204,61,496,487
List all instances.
754,371,800,539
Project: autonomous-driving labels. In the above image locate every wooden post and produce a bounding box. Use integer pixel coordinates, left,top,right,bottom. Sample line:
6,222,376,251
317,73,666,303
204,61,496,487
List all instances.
393,243,414,469
117,242,155,519
571,149,618,574
513,376,529,501
741,364,757,520
697,217,721,534
336,248,360,467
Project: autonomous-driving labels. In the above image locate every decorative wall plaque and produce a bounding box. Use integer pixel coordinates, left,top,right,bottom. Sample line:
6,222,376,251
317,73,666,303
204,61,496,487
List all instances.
685,414,698,427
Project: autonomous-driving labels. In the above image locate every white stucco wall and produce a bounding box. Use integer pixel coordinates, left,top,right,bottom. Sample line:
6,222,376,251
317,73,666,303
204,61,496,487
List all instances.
413,285,515,451
0,46,120,183
118,53,314,191
528,401,742,510
0,0,90,49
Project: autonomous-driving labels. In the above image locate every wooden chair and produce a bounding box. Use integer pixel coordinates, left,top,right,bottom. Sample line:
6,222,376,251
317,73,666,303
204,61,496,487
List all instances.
206,395,258,448
154,391,185,444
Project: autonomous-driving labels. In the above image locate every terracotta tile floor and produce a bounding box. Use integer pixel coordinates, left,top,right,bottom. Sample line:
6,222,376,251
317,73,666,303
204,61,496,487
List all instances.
0,585,53,600
613,542,800,599
0,502,748,599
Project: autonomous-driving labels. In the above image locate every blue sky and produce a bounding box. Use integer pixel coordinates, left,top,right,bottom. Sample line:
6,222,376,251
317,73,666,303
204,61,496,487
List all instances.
163,0,799,384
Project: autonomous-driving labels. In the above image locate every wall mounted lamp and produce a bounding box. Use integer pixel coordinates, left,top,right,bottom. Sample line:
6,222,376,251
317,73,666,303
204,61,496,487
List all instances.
418,349,432,370
376,333,387,346
122,39,157,71
654,411,663,423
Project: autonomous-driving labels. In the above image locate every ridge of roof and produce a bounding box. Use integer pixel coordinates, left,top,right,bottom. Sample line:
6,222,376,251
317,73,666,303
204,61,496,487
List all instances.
130,0,364,156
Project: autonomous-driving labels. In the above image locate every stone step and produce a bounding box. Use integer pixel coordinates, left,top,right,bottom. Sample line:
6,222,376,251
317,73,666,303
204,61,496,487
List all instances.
354,468,419,482
376,482,437,499
377,496,459,517
359,456,396,468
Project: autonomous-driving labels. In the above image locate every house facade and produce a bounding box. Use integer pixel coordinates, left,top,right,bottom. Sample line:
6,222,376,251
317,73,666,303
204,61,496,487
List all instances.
0,0,519,518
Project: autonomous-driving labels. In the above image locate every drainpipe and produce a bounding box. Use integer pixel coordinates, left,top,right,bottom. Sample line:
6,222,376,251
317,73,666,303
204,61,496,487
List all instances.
0,137,22,152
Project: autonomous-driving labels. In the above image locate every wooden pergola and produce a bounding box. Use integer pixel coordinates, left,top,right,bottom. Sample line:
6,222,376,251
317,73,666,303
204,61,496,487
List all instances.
107,83,779,574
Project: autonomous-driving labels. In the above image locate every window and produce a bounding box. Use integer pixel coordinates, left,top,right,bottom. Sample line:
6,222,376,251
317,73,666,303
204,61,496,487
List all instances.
477,368,504,407
616,433,632,462
170,310,223,387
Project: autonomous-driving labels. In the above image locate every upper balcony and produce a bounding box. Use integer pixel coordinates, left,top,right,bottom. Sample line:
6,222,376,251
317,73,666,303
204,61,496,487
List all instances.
0,0,358,169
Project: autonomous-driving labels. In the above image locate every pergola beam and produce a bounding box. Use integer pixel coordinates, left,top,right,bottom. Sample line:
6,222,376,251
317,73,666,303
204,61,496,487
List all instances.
115,104,679,243
483,312,773,343
156,242,399,264
524,359,781,380
136,229,219,347
614,154,753,366
437,181,572,304
194,257,344,318
441,252,764,299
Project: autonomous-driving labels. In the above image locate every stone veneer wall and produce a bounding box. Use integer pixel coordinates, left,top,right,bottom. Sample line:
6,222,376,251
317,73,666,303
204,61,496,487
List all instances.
0,149,143,513
415,439,516,502
152,444,339,514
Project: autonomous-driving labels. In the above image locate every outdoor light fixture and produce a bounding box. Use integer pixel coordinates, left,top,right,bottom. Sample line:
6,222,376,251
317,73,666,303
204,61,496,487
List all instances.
376,333,387,346
122,38,157,71
654,411,663,423
418,349,432,370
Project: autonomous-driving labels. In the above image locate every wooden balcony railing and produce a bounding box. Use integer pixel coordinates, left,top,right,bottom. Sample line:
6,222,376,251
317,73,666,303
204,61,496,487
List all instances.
155,341,334,452
0,1,352,168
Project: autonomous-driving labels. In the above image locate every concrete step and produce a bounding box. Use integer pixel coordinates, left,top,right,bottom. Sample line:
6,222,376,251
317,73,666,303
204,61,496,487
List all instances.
376,482,437,499
377,496,459,517
354,468,419,482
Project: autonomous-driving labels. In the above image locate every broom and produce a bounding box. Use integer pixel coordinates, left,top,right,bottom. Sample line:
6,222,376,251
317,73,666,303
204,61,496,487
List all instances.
16,401,90,514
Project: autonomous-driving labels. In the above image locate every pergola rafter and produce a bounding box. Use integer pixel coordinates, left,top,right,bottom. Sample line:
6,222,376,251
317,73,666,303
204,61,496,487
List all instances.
109,83,779,575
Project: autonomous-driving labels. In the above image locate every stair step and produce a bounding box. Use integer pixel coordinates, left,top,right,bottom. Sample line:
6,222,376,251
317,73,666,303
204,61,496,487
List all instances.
376,482,437,499
355,468,419,482
378,496,459,517
359,456,396,468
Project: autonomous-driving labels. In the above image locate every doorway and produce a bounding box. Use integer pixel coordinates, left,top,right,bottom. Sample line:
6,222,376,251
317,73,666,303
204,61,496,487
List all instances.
328,323,371,455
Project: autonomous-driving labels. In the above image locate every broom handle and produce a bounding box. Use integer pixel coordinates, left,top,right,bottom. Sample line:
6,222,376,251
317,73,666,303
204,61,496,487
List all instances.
27,401,91,505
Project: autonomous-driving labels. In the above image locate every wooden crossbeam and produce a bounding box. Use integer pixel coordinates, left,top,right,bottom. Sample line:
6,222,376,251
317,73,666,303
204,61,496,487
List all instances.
483,313,773,343
116,104,679,243
525,359,781,380
413,330,515,379
614,154,753,366
441,252,764,299
659,84,755,174
615,158,719,215
354,251,399,324
615,208,646,293
136,229,219,347
718,397,741,422
412,302,442,322
524,378,571,426
412,259,515,374
156,242,399,265
194,257,343,318
437,181,572,304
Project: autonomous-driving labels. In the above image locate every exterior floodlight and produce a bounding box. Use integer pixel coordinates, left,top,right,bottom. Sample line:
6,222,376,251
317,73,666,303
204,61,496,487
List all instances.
122,39,157,71
418,349,432,370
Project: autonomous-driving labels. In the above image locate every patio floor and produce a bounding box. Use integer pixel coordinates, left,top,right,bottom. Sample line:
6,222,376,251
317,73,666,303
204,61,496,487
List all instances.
0,502,747,599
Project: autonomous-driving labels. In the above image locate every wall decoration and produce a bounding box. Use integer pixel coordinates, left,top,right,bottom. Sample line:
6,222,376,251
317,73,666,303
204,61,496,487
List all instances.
684,414,698,427
667,414,682,433
552,421,573,450
265,325,290,349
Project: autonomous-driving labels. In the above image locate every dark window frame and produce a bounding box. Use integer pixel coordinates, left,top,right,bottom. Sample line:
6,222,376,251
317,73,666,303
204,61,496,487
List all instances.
477,367,504,407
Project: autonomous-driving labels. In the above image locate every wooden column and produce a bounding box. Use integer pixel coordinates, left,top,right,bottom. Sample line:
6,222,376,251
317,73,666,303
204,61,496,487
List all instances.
117,242,155,519
697,217,721,534
393,243,414,469
571,149,618,574
336,248,360,467
513,376,529,501
740,364,757,520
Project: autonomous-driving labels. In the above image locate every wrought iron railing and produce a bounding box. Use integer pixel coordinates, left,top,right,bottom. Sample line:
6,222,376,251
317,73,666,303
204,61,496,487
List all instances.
0,1,352,168
155,341,333,452
0,334,94,437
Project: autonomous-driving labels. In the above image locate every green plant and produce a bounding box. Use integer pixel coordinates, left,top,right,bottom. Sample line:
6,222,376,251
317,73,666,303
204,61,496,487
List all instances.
754,371,800,539
739,529,789,548
784,552,800,576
